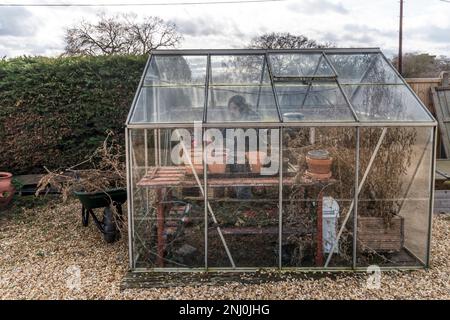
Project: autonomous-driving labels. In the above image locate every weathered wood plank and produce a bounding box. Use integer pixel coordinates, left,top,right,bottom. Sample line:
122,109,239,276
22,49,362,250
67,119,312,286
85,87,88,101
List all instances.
120,271,327,290
432,87,450,157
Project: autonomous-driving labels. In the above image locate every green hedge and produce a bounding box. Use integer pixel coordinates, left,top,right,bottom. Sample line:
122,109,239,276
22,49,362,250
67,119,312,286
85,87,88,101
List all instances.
0,55,147,174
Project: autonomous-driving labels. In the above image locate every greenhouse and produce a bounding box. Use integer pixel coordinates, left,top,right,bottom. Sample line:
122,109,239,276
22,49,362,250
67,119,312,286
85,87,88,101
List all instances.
125,48,437,272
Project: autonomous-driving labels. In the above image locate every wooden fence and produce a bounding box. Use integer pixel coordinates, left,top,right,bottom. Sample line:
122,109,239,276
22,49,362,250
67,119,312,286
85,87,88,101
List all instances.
406,75,446,158
406,78,442,115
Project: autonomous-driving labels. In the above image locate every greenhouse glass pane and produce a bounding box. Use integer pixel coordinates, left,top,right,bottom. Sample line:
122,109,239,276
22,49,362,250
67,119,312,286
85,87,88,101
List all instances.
210,55,270,84
206,126,280,268
327,53,403,84
207,86,279,122
130,86,205,123
144,55,207,85
130,128,206,269
343,85,434,122
282,127,356,268
356,127,432,267
268,53,334,77
276,83,355,121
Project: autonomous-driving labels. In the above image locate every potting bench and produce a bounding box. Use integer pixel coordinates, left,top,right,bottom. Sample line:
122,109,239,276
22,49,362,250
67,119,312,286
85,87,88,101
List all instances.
137,166,335,267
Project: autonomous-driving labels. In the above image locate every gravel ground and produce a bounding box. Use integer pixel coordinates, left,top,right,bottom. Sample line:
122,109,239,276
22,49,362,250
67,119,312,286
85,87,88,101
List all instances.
0,197,449,300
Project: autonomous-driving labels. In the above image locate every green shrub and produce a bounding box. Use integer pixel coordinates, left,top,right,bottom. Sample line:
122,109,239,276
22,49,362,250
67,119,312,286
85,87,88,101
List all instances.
0,55,147,174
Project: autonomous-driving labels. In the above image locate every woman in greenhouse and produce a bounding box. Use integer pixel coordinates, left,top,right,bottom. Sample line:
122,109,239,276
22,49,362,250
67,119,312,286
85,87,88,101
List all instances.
227,95,260,121
227,95,260,199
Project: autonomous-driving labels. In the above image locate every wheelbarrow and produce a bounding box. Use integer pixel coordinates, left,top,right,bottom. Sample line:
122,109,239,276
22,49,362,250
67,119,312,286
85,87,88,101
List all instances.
74,188,127,243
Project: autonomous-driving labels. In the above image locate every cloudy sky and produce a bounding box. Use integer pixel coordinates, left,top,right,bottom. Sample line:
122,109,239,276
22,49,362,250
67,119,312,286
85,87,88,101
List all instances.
0,0,449,58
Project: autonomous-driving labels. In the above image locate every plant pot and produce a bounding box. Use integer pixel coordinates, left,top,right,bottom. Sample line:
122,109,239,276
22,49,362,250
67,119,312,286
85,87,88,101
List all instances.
0,172,12,192
185,150,204,175
0,172,15,209
246,151,267,174
186,164,204,175
306,150,333,175
207,149,229,174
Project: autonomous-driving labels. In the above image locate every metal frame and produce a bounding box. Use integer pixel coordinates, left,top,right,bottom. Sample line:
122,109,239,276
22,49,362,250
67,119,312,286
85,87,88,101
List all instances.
265,52,283,123
278,127,283,269
125,127,133,269
125,48,438,273
202,54,211,123
127,121,436,129
130,266,426,273
203,127,208,269
426,126,438,268
353,127,360,269
149,48,384,55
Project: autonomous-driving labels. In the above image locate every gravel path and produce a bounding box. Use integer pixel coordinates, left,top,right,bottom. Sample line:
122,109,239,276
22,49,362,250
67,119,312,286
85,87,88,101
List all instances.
0,198,449,300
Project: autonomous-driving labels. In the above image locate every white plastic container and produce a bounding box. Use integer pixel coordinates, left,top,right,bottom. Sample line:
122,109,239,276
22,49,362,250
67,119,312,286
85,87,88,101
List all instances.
322,197,340,254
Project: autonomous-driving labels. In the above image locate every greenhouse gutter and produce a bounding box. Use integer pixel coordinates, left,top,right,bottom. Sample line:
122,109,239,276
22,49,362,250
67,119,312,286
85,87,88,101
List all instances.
150,48,383,55
126,121,437,129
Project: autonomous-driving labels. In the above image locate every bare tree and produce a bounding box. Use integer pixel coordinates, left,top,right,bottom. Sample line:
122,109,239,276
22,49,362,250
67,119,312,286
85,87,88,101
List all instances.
249,32,333,49
64,13,182,56
392,53,450,78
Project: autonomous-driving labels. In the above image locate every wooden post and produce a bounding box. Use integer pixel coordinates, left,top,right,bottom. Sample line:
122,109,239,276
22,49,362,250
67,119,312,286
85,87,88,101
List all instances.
315,190,324,266
441,71,449,87
156,188,165,267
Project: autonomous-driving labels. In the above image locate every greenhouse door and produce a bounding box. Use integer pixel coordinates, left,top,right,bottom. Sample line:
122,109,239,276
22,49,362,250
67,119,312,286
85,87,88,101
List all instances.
205,127,281,269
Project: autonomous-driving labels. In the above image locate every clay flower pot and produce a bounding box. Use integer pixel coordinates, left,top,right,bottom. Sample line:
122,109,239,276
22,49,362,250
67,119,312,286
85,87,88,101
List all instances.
306,150,333,175
207,149,229,174
185,150,204,175
0,172,15,209
246,151,267,174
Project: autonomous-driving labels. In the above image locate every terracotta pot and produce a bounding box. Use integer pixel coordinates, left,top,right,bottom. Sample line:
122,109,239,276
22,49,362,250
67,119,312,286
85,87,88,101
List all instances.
246,151,267,174
306,157,333,174
207,149,229,174
306,150,332,175
0,172,12,190
186,151,204,175
186,163,204,175
0,172,14,208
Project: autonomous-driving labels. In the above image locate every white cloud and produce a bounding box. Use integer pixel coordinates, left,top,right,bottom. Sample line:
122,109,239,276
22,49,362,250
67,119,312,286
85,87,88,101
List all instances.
287,0,348,15
0,0,449,58
0,7,39,37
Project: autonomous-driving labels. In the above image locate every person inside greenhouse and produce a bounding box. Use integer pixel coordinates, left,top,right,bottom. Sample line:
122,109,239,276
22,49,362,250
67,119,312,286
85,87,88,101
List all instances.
226,95,261,199
227,95,260,121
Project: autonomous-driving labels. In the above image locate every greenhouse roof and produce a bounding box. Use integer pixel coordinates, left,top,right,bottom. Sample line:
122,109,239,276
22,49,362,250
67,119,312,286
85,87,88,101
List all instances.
126,48,436,127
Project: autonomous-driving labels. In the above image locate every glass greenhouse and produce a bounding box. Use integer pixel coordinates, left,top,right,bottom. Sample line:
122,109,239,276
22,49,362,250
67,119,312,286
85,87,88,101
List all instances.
125,48,437,272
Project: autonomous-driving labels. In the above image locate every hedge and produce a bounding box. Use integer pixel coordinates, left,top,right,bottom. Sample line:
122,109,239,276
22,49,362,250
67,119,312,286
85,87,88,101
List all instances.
0,55,147,174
